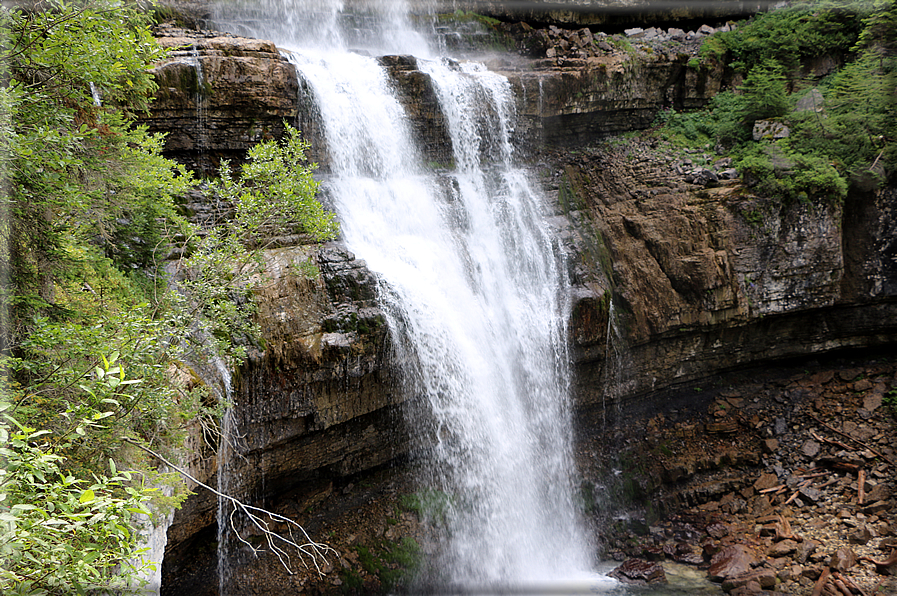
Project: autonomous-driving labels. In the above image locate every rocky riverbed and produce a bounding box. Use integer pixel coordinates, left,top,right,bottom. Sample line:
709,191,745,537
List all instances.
585,351,897,595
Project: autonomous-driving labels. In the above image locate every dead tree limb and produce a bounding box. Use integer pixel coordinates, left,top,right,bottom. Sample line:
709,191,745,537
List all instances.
123,437,337,576
808,415,895,467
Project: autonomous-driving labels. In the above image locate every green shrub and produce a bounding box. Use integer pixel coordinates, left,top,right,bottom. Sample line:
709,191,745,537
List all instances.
656,0,894,198
740,60,790,122
713,0,868,73
736,144,848,204
655,91,749,149
1,2,340,590
0,409,164,594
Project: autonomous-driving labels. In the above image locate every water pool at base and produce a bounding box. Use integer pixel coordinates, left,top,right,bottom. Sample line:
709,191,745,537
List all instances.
445,563,723,595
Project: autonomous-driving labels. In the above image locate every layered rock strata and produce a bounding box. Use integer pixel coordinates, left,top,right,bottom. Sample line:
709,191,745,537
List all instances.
147,22,897,594
161,242,400,595
143,26,727,170
455,0,772,28
146,25,299,173
550,137,897,422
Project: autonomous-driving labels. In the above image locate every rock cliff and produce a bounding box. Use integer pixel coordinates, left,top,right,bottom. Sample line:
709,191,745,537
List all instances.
146,18,897,594
463,0,771,27
144,25,728,169
160,0,773,30
146,25,299,174
548,138,897,421
162,242,402,595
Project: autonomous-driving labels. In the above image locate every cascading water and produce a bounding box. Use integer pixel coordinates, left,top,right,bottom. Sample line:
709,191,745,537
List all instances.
602,298,632,430
213,360,237,596
89,82,102,107
212,1,603,590
189,47,209,172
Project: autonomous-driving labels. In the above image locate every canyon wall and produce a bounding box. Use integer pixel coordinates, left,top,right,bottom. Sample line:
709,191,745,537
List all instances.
160,0,773,30
145,22,897,592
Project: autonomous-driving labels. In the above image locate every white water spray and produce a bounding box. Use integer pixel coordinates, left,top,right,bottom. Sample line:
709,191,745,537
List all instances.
213,1,596,589
89,82,102,107
189,47,209,171
214,360,238,596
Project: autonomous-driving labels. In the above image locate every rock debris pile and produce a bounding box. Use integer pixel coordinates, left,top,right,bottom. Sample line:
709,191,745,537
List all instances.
498,20,734,61
600,357,897,595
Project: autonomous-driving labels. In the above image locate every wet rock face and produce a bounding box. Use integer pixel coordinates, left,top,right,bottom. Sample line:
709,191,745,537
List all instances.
162,242,404,594
377,55,452,166
608,557,667,584
230,243,399,494
145,25,299,174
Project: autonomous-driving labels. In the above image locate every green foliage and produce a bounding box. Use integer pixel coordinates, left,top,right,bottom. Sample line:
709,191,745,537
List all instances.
655,0,895,203
855,0,897,52
737,144,848,204
350,537,421,593
446,9,501,27
0,0,193,338
0,404,160,594
710,0,869,73
212,125,338,245
5,309,206,469
610,35,636,56
1,2,337,591
177,124,338,365
655,91,749,148
739,60,790,122
818,53,896,172
399,489,453,524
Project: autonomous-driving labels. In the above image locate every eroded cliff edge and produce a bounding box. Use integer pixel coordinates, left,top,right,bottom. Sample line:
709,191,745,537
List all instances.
547,138,897,421
144,22,897,593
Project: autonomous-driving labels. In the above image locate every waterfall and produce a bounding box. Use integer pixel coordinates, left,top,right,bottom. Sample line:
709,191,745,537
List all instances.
189,47,209,172
213,0,598,589
89,82,102,107
213,360,238,596
409,58,592,587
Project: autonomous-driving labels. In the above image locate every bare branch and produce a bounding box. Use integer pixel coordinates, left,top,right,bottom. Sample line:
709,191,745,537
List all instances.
121,437,337,576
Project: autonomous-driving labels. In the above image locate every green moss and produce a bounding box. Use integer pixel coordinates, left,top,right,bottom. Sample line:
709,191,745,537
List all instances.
350,537,422,593
399,489,452,524
610,35,636,56
340,568,365,592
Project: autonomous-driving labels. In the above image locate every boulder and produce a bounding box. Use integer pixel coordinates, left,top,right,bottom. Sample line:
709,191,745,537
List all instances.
830,548,857,572
608,558,667,584
753,120,791,141
795,89,825,113
721,569,777,591
709,544,758,581
768,539,799,558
